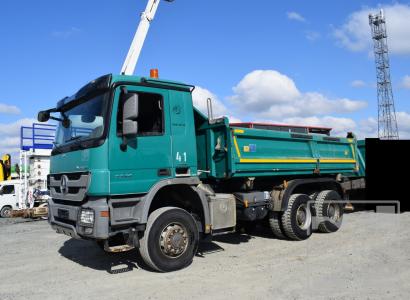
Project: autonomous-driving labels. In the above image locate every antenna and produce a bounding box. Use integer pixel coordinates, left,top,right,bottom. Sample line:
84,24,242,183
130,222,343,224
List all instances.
369,10,399,139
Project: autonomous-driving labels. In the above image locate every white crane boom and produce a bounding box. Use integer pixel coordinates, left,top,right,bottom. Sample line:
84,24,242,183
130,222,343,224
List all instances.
121,0,173,75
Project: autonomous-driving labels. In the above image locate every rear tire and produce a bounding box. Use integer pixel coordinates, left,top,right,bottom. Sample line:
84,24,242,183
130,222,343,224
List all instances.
281,194,312,241
314,190,343,233
139,207,199,272
268,212,286,239
0,206,12,218
309,192,319,201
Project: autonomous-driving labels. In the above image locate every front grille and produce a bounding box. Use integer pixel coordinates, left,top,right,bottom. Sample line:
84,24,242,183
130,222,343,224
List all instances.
53,199,84,207
53,172,85,181
49,172,90,202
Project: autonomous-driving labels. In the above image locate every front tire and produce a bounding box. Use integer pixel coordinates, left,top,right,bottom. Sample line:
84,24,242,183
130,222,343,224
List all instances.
0,206,12,218
281,194,312,241
139,207,199,272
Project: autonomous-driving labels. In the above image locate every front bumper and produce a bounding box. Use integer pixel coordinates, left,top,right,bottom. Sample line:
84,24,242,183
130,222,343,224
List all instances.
48,197,110,240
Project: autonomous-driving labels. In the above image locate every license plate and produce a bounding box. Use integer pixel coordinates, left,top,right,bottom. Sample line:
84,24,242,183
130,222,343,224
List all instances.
57,209,69,219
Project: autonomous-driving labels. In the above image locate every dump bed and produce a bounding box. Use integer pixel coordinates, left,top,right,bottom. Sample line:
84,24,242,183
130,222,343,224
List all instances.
196,118,363,179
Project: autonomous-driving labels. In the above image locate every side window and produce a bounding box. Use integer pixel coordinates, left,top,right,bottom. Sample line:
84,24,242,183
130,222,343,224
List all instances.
118,91,164,136
2,185,15,195
137,93,164,136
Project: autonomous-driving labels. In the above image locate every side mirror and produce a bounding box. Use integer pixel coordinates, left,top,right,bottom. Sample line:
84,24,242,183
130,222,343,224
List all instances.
122,93,139,138
38,111,50,122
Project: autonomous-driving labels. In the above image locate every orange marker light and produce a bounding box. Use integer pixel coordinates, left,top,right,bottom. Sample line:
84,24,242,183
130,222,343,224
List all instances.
150,69,159,79
100,211,109,218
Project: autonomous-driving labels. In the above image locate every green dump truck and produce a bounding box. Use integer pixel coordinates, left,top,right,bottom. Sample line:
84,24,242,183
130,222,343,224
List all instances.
38,74,365,272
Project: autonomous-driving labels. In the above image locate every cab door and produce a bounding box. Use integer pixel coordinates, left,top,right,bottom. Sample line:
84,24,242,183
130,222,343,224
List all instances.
0,184,17,209
109,85,172,195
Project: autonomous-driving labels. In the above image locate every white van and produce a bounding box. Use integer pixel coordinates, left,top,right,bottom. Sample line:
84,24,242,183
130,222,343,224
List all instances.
0,180,20,218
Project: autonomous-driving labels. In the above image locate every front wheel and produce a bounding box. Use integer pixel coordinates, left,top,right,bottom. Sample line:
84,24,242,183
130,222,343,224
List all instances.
139,207,199,272
0,206,12,218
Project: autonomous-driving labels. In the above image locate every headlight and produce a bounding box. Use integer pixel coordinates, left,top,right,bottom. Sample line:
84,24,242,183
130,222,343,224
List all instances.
79,209,94,227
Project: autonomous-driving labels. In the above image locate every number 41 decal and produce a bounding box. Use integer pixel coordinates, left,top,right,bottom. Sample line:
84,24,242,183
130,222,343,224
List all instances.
176,152,187,163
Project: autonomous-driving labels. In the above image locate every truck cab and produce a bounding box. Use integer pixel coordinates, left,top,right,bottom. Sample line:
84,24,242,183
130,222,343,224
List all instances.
0,180,20,218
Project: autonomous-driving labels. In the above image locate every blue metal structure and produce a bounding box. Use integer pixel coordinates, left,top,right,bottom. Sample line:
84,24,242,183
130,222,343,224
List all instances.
20,123,56,151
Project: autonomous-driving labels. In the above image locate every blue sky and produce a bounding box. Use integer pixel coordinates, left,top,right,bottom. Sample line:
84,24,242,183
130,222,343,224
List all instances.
1,0,410,157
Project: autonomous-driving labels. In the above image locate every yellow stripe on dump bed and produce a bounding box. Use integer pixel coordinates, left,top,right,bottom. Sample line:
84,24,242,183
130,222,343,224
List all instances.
239,158,317,163
233,136,241,158
319,159,356,163
233,133,356,164
239,158,356,164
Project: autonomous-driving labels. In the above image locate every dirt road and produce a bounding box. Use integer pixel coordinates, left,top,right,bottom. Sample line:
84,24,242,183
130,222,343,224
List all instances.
0,211,409,300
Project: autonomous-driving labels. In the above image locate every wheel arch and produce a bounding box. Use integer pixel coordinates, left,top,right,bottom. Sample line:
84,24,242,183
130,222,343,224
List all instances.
139,178,210,233
274,178,344,212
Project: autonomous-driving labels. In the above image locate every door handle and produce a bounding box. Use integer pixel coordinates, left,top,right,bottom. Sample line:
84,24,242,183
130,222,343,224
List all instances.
158,168,171,176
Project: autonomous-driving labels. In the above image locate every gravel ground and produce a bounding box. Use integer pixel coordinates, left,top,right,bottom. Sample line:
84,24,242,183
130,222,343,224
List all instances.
0,211,409,300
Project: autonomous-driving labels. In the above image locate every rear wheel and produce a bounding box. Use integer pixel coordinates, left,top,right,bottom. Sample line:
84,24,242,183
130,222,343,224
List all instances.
268,212,286,239
281,194,312,241
314,190,343,233
0,206,12,218
139,207,199,272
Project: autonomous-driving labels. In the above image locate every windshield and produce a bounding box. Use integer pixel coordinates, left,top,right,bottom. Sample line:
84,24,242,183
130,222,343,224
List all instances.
54,92,109,147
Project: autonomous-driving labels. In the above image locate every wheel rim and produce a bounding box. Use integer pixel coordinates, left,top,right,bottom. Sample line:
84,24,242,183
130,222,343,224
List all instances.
296,204,311,230
159,222,189,258
327,202,341,222
3,208,11,218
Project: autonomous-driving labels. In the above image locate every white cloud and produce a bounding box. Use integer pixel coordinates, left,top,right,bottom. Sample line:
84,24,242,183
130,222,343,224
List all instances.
333,4,410,55
355,112,410,139
192,86,240,123
230,70,301,110
396,112,410,138
355,117,379,139
0,118,37,137
0,118,37,159
229,70,367,119
287,12,306,22
192,86,227,117
400,75,410,89
194,70,409,139
281,116,357,137
0,103,20,115
305,31,321,41
351,80,367,88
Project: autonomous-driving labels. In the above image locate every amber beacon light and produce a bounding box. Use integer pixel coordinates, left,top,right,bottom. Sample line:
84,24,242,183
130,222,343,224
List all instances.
150,68,159,79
